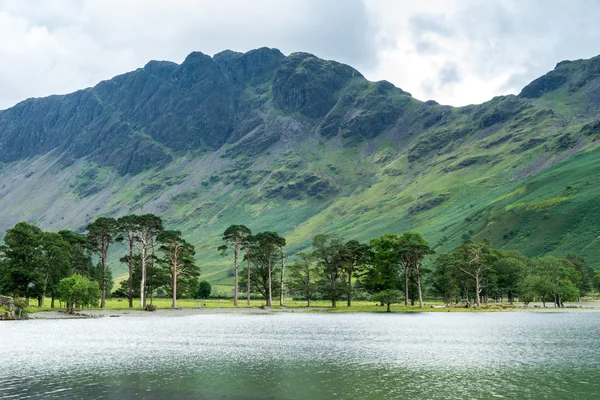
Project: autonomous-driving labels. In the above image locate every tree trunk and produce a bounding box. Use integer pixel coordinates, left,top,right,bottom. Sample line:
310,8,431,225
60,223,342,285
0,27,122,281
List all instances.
386,302,391,312
247,253,251,306
150,245,155,305
128,239,134,308
140,245,147,308
332,278,337,308
233,239,239,307
347,270,352,307
51,296,55,308
416,257,424,308
267,252,272,307
279,253,285,307
416,276,424,309
475,273,481,309
172,262,178,309
307,296,310,307
101,248,108,308
404,265,409,306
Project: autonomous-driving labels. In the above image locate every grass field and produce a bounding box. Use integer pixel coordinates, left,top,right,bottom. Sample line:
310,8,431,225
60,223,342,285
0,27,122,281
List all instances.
23,298,521,314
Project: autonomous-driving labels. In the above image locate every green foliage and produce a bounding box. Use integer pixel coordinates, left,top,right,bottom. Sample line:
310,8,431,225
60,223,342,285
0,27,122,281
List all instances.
3,49,600,290
287,253,318,306
372,289,402,312
58,274,101,313
197,280,212,299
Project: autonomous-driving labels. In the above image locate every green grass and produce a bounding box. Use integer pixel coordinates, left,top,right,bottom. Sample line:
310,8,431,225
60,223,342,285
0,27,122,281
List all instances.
24,298,515,313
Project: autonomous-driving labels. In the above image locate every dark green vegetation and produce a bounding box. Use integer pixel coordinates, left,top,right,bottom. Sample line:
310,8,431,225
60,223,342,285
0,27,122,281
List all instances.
217,225,597,310
0,216,200,311
1,48,600,289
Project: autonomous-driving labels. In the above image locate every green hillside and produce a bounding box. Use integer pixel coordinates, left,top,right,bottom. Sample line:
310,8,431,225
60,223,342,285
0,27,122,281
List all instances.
1,48,599,287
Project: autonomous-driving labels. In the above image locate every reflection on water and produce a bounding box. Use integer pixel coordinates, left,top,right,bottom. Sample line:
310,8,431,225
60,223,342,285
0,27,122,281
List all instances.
1,312,599,399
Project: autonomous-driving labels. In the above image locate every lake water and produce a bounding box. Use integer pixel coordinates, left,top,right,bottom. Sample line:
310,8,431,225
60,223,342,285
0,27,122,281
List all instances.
1,312,600,399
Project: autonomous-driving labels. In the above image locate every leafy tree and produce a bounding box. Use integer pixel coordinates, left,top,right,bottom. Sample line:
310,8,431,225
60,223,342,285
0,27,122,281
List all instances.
593,269,600,293
0,222,44,304
86,217,119,308
531,256,579,307
564,253,594,299
287,252,318,306
157,230,198,308
342,240,369,307
453,240,497,309
362,234,402,298
197,280,212,300
397,232,434,308
252,232,285,306
240,232,285,305
428,253,460,305
59,230,93,277
373,289,402,312
312,234,346,308
218,225,252,307
38,232,72,307
89,261,113,298
241,234,255,305
117,215,142,308
136,214,163,308
493,251,527,304
58,274,101,313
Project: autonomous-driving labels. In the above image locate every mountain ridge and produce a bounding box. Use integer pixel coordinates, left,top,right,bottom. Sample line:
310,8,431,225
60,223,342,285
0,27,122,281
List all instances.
1,47,600,285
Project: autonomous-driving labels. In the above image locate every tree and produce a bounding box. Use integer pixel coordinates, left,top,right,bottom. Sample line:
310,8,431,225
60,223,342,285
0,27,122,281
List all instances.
362,234,402,300
59,230,93,277
58,274,100,314
86,217,119,308
312,234,346,308
594,269,600,294
38,232,72,307
342,240,369,307
429,253,460,305
218,225,252,307
136,214,163,308
253,232,285,306
493,251,527,304
287,253,318,306
241,232,285,306
241,235,255,305
525,256,580,307
157,230,197,308
453,241,497,309
117,215,142,308
398,232,434,308
373,289,402,312
0,222,44,304
197,280,212,300
564,253,594,299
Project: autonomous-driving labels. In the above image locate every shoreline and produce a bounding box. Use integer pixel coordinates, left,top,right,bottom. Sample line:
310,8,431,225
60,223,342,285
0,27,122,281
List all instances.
27,305,600,319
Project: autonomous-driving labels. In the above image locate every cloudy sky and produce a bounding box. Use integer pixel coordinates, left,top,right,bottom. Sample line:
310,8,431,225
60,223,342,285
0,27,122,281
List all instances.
0,0,599,110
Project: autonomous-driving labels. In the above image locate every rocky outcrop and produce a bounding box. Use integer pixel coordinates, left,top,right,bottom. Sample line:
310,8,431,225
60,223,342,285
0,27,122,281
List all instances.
0,296,19,320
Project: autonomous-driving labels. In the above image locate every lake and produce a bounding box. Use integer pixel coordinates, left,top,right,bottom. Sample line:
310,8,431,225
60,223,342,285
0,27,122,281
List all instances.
1,312,599,399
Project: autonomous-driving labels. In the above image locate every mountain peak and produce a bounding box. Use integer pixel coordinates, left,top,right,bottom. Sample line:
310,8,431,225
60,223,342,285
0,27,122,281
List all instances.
519,53,600,99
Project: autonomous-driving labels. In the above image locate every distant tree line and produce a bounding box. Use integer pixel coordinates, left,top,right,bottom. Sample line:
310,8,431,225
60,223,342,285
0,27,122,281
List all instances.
219,225,598,310
0,215,204,311
2,218,597,312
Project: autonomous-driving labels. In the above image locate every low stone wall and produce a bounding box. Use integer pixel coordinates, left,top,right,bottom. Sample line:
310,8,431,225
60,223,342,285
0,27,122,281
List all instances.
0,295,18,320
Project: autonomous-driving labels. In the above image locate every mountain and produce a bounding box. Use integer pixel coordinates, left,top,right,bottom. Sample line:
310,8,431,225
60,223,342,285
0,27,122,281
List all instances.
1,48,600,287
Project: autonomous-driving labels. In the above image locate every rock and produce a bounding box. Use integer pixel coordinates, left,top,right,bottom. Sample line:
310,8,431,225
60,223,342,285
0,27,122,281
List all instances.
0,295,19,320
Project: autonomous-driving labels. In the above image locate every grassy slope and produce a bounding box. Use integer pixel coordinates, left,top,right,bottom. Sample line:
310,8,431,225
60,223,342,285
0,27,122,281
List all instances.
1,55,600,289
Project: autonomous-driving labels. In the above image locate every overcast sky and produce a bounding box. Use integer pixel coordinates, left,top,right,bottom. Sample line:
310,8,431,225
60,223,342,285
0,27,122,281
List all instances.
0,0,599,110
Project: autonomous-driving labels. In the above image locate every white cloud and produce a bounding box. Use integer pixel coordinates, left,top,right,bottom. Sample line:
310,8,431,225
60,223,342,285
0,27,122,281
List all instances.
0,0,599,109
